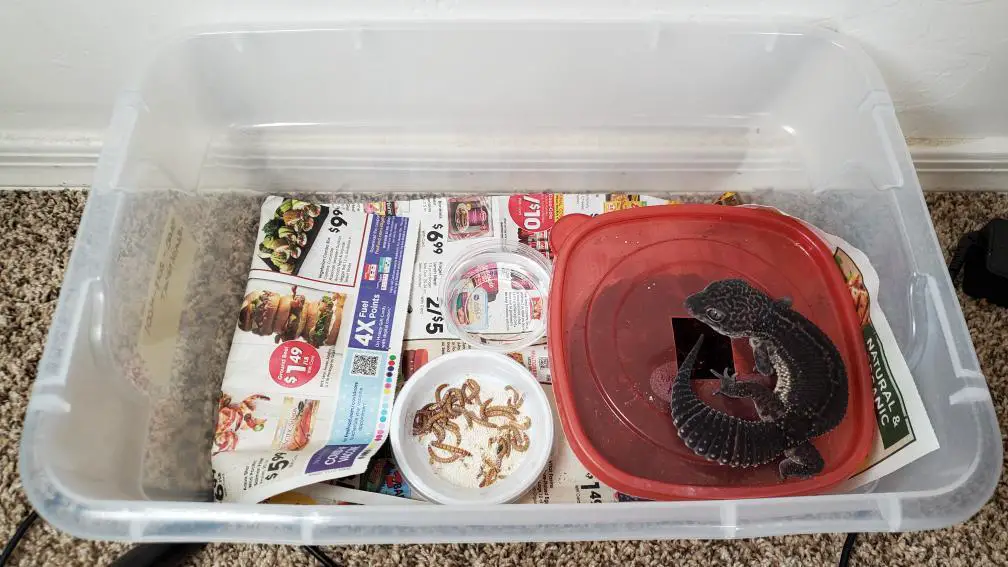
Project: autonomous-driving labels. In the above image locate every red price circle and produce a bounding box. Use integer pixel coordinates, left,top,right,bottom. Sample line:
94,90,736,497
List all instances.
508,194,555,233
269,340,321,388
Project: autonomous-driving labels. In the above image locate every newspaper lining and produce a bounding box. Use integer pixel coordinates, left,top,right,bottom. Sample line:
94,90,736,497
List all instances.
211,196,419,503
221,193,937,504
804,220,940,488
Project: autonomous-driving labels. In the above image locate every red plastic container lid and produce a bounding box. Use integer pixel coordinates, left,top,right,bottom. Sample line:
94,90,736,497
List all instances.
547,204,874,500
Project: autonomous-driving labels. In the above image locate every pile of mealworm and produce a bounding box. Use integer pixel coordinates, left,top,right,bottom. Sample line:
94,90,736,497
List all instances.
412,378,532,488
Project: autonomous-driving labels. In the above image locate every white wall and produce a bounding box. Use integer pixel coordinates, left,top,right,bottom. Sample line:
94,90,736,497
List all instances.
2,0,1007,140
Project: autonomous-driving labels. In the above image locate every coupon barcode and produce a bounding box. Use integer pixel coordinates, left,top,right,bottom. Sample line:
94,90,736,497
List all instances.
350,353,380,377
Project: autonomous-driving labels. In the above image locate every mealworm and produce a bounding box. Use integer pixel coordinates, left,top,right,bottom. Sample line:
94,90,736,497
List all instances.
444,420,462,445
414,379,534,486
464,409,497,428
483,405,519,420
478,455,501,488
435,383,449,404
428,442,471,464
505,385,524,409
491,437,513,461
460,378,481,403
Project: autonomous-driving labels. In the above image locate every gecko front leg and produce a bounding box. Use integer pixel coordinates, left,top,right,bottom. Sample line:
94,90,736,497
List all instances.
712,368,787,422
750,337,775,377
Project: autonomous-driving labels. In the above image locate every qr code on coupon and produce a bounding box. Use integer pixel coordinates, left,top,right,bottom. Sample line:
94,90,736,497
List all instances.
350,353,380,377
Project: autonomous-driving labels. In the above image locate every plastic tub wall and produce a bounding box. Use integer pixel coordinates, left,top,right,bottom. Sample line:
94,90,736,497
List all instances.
20,23,1000,543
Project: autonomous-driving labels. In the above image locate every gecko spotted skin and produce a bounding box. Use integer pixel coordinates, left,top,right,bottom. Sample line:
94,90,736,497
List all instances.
669,279,848,478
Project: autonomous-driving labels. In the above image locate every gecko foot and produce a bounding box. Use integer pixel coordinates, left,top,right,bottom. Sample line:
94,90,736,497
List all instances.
779,443,825,479
712,368,745,398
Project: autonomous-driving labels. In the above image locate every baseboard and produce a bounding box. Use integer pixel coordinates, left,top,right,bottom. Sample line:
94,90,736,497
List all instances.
2,130,1007,191
0,130,102,188
908,138,1008,191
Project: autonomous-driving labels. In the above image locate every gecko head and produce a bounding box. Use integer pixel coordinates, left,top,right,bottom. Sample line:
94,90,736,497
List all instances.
685,279,773,338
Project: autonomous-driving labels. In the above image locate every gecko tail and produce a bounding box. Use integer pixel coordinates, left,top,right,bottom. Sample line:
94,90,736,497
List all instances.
668,336,786,467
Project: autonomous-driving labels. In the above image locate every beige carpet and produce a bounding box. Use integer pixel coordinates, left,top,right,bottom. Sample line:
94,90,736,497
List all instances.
0,190,1005,567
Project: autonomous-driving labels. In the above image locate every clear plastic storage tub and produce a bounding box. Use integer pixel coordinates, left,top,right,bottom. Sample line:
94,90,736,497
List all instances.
20,23,1000,543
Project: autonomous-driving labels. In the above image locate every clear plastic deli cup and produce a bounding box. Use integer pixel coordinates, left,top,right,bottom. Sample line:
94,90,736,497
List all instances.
442,240,552,351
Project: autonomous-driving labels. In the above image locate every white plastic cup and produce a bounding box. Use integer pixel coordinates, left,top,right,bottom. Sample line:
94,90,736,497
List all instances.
390,351,554,505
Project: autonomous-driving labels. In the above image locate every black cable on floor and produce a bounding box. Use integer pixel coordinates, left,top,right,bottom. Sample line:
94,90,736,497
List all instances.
838,532,858,567
0,511,38,567
948,231,979,281
107,543,207,567
301,545,341,567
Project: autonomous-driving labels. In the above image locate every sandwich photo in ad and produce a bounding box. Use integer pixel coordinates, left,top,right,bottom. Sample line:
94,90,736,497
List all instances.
237,287,347,347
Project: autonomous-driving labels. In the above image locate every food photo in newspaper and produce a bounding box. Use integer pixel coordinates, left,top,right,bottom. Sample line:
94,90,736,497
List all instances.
211,197,419,503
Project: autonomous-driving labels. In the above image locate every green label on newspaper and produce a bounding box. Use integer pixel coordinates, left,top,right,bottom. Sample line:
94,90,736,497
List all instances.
864,324,911,448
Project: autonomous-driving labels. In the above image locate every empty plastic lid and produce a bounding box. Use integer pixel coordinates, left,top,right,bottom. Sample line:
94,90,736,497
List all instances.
546,204,874,500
